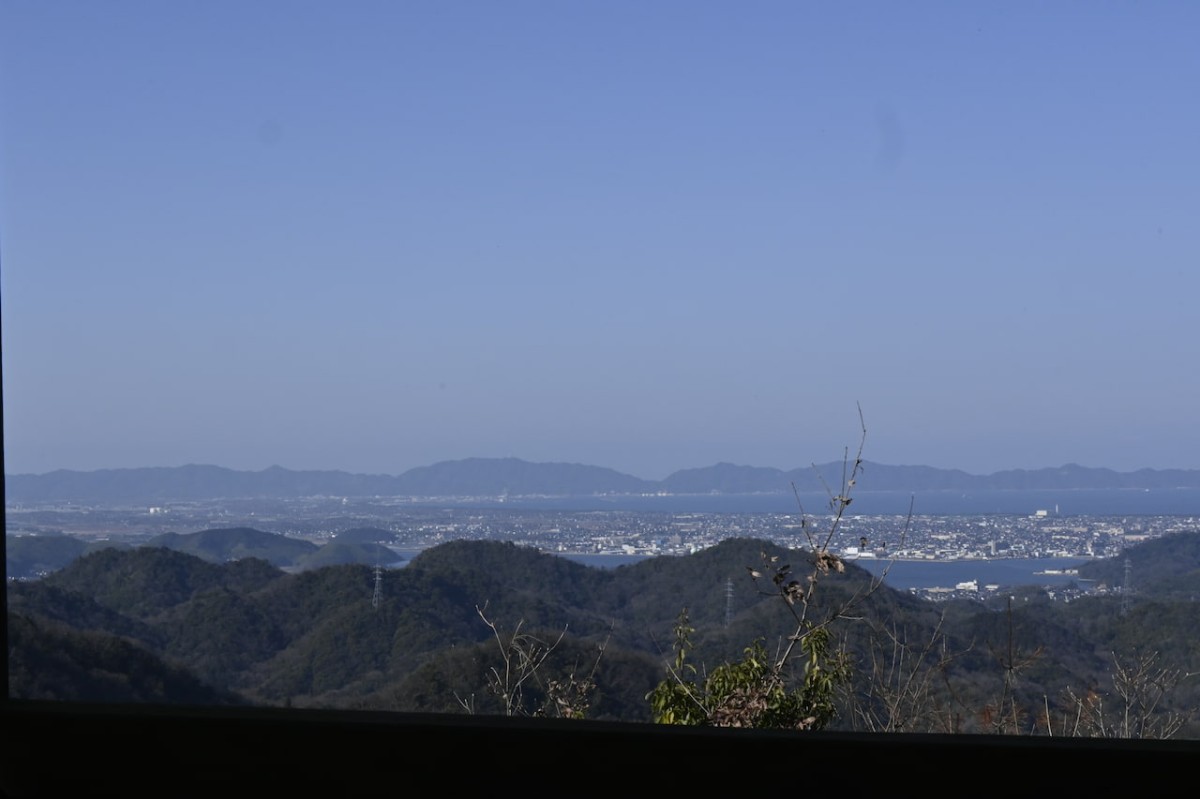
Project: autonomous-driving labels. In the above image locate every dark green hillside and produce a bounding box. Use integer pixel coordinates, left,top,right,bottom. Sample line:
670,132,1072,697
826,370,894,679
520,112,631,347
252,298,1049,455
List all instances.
6,533,126,580
7,581,160,646
250,602,406,700
921,593,1200,735
603,538,935,659
1104,600,1200,666
16,536,1199,733
954,598,1107,705
374,634,662,721
156,587,289,687
298,540,399,569
606,538,778,629
408,539,611,610
1078,530,1200,599
8,613,241,705
373,538,950,724
400,541,619,652
44,547,282,618
22,537,951,716
248,564,387,642
244,564,400,700
148,527,319,568
244,545,620,703
241,563,484,700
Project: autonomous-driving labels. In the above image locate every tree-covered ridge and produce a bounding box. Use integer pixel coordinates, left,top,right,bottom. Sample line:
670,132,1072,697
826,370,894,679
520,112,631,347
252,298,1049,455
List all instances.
41,547,284,619
147,527,319,567
9,535,1200,734
7,612,242,706
1078,530,1200,599
9,539,891,713
6,533,127,580
7,581,161,644
152,527,402,570
8,526,405,573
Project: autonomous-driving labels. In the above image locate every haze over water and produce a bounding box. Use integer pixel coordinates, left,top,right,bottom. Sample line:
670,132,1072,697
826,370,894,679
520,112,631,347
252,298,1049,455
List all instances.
462,489,1200,516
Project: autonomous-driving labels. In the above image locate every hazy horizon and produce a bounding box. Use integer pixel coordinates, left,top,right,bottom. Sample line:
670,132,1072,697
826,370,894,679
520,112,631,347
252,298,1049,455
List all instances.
4,4,1198,479
7,455,1199,484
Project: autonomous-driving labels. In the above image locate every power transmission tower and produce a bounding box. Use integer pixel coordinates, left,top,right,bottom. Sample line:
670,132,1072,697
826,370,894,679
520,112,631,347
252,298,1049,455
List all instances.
725,577,734,628
372,564,383,610
1120,557,1132,616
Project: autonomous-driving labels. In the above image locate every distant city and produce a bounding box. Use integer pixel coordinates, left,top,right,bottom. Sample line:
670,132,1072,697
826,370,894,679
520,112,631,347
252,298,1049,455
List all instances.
9,483,1197,602
10,458,1200,603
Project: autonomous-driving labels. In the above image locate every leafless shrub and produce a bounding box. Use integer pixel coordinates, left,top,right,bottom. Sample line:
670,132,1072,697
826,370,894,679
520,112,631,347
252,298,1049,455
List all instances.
456,602,607,719
850,613,969,733
1057,651,1193,739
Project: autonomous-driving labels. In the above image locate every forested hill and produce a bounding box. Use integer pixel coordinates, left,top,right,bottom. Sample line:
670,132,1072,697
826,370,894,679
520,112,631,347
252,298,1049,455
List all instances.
9,458,1200,502
1079,530,1200,599
14,538,861,714
9,535,1200,733
6,527,401,579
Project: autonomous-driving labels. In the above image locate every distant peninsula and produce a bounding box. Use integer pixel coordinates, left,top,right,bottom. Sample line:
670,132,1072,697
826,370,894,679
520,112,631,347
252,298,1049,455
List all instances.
7,458,1200,504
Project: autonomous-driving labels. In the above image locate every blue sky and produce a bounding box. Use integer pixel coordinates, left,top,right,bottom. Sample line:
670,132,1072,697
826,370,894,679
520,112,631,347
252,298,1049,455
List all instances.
2,2,1198,479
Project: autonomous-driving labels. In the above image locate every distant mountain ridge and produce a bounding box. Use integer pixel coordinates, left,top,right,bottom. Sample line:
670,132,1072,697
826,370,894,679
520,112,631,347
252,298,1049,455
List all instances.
7,458,1200,503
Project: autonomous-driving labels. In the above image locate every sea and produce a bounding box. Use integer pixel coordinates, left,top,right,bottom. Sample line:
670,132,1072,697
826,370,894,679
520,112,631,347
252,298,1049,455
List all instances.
387,550,1093,591
473,488,1200,516
559,553,1093,591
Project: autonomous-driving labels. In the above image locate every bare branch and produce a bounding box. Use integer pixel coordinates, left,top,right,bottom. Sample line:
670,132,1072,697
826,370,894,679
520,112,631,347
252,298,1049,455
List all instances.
471,602,596,718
